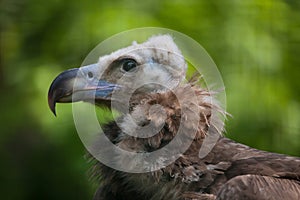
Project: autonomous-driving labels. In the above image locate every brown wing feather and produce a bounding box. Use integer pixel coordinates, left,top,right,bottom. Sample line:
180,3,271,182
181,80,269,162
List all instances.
226,155,300,180
216,175,300,200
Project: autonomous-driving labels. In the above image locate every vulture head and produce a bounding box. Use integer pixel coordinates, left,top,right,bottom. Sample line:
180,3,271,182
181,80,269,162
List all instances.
48,35,188,115
48,35,223,172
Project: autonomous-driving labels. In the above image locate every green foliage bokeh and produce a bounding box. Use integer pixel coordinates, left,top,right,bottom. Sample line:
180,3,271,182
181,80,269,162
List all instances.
1,0,299,199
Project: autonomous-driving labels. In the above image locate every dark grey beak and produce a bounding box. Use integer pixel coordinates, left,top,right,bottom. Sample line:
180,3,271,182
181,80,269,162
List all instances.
48,64,120,116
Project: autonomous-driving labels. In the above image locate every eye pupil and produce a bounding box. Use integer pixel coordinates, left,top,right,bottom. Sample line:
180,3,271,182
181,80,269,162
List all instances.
122,59,137,72
88,71,93,78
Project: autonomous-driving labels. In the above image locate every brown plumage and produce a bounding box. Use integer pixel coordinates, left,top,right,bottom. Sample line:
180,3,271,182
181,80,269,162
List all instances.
48,35,300,200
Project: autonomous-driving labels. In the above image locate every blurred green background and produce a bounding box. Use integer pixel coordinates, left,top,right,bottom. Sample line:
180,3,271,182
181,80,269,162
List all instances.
1,0,300,199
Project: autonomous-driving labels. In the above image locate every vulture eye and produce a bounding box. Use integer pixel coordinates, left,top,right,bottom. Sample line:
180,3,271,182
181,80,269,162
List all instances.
121,59,137,72
87,71,93,78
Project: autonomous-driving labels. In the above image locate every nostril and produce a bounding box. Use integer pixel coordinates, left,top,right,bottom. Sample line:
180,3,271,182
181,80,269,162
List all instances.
87,71,93,78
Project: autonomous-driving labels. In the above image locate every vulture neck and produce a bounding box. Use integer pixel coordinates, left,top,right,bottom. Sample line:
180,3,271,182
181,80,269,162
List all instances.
113,83,224,152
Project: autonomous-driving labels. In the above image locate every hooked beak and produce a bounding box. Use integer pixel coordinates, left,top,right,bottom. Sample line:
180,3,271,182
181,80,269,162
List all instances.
48,64,121,116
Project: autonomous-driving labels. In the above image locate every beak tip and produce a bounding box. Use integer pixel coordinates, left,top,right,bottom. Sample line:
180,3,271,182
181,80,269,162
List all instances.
47,68,79,116
48,97,57,116
51,108,57,117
